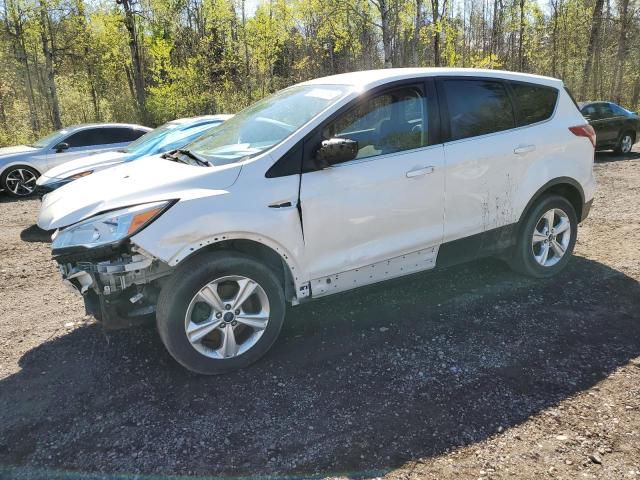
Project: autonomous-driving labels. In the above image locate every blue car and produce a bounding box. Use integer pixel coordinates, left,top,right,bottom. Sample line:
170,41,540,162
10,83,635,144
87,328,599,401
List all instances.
36,115,232,192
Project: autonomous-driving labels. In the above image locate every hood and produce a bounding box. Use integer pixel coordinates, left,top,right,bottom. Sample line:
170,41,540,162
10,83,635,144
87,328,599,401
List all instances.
37,150,129,184
37,156,242,230
0,145,37,158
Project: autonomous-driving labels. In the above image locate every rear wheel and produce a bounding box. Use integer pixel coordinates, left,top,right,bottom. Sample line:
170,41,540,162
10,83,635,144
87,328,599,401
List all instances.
1,165,39,197
156,251,286,375
509,195,577,278
614,131,634,154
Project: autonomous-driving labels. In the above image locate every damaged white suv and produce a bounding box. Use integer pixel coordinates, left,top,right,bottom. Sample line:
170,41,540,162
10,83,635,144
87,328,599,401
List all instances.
38,68,596,374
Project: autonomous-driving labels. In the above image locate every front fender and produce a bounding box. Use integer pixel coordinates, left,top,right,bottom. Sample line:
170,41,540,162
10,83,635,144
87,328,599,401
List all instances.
0,158,43,176
131,181,307,290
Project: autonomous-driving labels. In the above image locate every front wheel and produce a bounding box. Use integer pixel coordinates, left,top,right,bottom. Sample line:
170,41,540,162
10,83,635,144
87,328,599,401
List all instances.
1,165,39,197
156,251,285,375
509,195,577,278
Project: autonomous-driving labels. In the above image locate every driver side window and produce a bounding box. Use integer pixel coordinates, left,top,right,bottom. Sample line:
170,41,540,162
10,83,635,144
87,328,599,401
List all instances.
322,86,427,162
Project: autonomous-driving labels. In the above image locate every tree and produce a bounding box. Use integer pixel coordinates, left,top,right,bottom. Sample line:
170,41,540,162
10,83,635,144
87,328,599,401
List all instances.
580,0,605,99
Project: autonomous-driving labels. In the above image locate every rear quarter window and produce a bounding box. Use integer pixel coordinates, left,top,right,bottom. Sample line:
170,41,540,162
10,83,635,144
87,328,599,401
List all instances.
509,82,558,126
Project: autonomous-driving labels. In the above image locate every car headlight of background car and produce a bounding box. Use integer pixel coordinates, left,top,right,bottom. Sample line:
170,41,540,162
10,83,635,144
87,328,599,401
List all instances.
67,170,94,180
52,201,171,251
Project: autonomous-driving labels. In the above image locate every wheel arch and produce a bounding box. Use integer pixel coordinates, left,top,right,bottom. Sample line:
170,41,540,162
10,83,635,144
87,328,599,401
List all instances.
167,234,304,304
0,161,43,178
519,177,585,226
619,125,636,141
0,162,43,194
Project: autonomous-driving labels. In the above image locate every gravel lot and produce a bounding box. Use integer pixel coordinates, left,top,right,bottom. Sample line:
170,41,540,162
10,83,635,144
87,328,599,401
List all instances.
1,149,639,479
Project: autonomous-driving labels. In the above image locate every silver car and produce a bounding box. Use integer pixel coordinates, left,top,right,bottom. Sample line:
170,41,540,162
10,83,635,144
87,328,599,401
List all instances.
0,123,151,197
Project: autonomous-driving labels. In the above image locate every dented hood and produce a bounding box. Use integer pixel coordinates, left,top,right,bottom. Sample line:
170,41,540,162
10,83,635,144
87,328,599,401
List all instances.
37,156,241,230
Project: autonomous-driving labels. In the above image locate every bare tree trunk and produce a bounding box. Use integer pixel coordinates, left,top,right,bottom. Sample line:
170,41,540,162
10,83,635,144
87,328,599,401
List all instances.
74,0,101,120
490,0,503,64
431,0,440,66
377,0,393,67
241,0,252,103
119,0,147,122
550,0,559,77
580,0,605,99
413,0,423,65
38,0,62,129
14,26,40,132
609,0,629,103
518,0,525,70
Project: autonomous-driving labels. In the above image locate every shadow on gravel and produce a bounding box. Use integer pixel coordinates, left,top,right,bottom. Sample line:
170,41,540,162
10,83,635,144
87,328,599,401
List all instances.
595,149,640,163
1,256,639,478
19,224,52,243
0,194,37,204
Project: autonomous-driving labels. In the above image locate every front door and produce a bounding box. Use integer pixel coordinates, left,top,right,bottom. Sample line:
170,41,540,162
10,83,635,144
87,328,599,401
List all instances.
299,83,445,294
586,103,619,147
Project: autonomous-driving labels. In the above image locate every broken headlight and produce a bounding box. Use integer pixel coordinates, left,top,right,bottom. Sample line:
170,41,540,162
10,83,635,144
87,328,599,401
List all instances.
52,201,170,250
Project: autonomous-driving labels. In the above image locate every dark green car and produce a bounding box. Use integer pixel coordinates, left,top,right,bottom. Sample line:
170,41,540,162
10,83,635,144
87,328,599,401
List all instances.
579,101,640,154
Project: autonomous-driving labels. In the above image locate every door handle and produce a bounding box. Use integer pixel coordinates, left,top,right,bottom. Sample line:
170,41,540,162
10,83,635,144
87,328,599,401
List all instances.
406,166,435,178
514,145,536,155
268,200,295,209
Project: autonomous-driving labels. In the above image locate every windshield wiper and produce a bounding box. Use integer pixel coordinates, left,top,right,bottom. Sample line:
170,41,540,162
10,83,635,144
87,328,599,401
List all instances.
176,149,212,167
162,151,183,162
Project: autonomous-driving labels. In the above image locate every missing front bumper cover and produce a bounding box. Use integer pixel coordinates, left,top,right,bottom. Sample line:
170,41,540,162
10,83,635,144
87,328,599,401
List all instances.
58,247,172,329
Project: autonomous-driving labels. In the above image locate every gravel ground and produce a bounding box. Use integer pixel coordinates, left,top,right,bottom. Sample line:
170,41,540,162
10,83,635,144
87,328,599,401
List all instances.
0,149,639,479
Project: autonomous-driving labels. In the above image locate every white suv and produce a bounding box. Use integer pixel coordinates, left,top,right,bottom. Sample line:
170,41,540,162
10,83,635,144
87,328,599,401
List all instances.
38,68,596,374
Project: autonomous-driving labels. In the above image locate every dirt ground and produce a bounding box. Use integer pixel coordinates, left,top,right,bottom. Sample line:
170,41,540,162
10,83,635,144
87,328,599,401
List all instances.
0,148,639,480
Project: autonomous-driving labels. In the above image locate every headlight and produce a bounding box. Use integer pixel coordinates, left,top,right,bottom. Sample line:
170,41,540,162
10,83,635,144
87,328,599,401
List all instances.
52,201,170,250
67,170,93,180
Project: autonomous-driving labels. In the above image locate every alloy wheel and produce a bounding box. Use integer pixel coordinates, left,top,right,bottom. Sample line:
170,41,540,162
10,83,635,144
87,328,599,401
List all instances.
531,208,571,267
5,168,38,196
621,134,633,154
184,275,270,359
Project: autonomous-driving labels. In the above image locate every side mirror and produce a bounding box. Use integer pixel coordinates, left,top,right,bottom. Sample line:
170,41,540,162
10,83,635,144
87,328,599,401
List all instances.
55,142,69,153
314,137,358,168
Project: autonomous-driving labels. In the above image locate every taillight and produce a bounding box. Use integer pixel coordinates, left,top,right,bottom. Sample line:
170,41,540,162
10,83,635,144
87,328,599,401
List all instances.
569,124,596,147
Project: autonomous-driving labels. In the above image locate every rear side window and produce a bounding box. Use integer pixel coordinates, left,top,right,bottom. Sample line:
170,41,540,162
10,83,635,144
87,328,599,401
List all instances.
64,127,144,147
442,79,514,141
99,127,145,144
509,82,558,126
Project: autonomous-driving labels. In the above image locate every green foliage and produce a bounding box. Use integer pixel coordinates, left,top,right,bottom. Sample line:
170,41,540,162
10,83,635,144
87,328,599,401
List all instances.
1,0,639,146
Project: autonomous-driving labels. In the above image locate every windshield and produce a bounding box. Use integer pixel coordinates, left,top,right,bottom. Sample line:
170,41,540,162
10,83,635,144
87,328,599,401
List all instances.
30,129,69,148
186,84,350,165
124,122,222,162
123,122,183,156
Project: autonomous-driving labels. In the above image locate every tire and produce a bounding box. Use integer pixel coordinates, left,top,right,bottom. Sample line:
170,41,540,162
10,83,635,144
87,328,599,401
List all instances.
509,194,577,278
614,131,635,154
1,165,39,197
156,250,286,375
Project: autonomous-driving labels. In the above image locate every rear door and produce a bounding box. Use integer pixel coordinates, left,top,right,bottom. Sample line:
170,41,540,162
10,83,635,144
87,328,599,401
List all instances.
299,81,446,292
438,77,556,255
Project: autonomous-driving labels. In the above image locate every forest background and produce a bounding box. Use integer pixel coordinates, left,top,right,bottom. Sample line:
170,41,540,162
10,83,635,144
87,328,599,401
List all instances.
1,0,638,145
